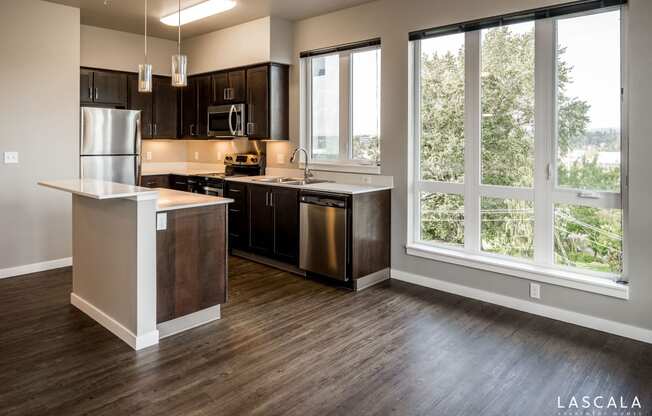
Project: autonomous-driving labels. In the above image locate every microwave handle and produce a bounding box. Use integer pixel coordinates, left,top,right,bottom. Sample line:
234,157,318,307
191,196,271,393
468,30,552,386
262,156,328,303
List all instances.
228,105,236,136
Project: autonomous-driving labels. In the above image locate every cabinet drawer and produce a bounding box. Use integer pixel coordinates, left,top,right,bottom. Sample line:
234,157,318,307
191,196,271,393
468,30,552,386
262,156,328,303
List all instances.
141,174,170,189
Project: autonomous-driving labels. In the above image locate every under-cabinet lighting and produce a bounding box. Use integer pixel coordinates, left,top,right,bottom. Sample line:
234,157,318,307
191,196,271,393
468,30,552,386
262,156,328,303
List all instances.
160,0,236,26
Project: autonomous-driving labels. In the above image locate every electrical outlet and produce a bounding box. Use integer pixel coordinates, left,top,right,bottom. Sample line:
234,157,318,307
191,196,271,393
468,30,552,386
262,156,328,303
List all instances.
4,151,19,164
194,151,199,161
217,152,222,161
362,176,372,184
156,213,167,231
530,283,541,299
146,151,152,161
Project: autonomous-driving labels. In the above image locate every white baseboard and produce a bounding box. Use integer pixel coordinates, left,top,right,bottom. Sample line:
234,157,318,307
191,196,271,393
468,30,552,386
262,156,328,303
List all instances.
70,293,159,350
0,257,72,280
391,269,652,345
157,305,221,339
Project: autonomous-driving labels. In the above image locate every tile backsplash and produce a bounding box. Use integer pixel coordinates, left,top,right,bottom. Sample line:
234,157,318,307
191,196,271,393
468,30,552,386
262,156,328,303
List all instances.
142,138,252,164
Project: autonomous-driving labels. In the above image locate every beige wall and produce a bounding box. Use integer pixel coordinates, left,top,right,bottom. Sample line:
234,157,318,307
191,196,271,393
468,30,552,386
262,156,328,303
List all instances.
185,17,272,75
142,139,251,163
267,0,652,331
0,0,80,271
81,25,177,75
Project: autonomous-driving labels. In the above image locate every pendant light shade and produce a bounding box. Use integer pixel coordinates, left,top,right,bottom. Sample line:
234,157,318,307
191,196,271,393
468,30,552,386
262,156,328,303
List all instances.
138,0,152,92
138,63,153,92
171,0,188,87
171,54,188,87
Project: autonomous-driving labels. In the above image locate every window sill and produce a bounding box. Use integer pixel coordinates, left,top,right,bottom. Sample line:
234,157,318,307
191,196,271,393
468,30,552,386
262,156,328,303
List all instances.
405,243,629,300
303,162,381,175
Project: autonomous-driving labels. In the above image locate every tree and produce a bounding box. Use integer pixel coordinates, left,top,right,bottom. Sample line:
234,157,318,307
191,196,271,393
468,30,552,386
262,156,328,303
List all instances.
419,26,622,273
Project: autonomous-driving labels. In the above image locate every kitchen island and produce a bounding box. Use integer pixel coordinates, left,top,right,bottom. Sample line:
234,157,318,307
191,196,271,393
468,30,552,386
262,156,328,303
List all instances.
38,179,233,350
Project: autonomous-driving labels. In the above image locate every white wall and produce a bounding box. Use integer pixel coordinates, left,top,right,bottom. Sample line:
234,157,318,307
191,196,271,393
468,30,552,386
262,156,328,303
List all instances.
81,25,177,75
0,0,80,272
266,0,652,332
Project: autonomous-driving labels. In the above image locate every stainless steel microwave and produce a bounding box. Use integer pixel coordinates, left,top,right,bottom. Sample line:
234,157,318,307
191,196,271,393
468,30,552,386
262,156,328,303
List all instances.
208,104,245,138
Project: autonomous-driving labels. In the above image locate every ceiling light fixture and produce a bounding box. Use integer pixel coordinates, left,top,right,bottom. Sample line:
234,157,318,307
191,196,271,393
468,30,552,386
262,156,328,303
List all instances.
138,0,152,93
171,0,188,87
160,0,236,26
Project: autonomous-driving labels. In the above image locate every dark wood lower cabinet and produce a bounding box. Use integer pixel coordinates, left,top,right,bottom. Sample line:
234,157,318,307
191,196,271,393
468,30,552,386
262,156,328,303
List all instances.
271,187,299,264
247,184,275,256
156,205,227,323
225,182,248,250
140,174,170,189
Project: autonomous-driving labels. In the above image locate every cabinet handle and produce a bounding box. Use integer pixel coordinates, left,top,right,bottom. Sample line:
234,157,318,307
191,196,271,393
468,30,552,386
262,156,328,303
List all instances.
190,124,195,136
154,124,158,136
269,192,273,208
88,87,93,100
94,87,99,101
149,123,153,136
224,88,228,101
266,191,270,207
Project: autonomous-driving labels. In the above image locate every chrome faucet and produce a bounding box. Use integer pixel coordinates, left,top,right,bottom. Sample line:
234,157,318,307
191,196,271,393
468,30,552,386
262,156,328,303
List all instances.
290,147,313,179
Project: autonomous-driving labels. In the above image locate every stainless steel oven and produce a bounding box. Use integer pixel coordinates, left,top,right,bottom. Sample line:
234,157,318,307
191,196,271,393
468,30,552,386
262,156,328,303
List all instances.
208,104,245,138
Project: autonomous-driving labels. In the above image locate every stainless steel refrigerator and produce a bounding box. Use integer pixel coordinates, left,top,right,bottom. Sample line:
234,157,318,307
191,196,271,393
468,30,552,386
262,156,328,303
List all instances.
80,107,142,185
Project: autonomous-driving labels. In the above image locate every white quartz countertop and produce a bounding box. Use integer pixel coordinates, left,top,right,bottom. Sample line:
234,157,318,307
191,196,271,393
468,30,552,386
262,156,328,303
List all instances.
156,188,233,212
142,168,222,176
39,179,159,200
224,176,393,195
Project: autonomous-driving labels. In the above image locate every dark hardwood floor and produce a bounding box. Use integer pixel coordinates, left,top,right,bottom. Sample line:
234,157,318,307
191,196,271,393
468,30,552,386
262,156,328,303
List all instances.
1,256,651,415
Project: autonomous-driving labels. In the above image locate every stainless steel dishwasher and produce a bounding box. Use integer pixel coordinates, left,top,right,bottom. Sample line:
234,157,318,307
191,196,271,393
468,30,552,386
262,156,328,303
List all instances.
299,192,349,281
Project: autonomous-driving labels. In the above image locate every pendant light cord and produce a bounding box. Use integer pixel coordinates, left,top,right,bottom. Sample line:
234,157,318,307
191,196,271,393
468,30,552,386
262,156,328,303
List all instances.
144,0,148,63
177,0,181,55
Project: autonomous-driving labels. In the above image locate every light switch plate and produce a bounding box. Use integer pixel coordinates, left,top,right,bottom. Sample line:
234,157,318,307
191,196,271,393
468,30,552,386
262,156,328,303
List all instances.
530,283,541,299
156,213,167,231
4,152,19,164
194,151,199,161
146,151,152,161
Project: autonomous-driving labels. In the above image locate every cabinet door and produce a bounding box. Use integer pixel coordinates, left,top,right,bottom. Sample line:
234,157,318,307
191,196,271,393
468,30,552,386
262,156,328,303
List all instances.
153,77,179,138
228,70,246,103
181,77,198,138
226,182,248,250
170,175,188,191
141,174,170,188
246,65,269,139
127,74,153,138
248,185,274,255
80,69,94,103
196,75,212,137
272,187,299,264
212,72,229,105
92,70,127,106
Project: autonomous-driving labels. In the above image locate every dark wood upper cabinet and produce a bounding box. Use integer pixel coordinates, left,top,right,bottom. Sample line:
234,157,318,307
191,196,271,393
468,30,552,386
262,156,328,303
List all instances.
181,77,198,138
153,77,179,139
213,69,246,105
81,69,127,107
80,69,93,103
196,75,212,137
126,74,178,139
248,185,275,256
271,187,299,264
127,74,153,138
180,75,212,138
246,64,289,140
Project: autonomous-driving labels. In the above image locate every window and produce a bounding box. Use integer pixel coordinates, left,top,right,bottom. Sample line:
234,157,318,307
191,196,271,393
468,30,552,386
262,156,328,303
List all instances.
411,7,625,280
302,42,381,171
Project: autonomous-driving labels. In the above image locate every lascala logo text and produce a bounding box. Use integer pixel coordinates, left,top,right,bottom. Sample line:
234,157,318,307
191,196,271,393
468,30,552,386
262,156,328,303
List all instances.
557,396,642,410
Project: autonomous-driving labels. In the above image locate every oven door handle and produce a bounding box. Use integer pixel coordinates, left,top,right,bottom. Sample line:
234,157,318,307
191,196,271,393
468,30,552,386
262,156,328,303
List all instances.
228,105,236,136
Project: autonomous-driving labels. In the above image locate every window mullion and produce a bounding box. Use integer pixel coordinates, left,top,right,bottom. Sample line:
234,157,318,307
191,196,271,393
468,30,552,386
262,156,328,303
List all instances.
339,53,351,162
464,31,481,253
534,19,555,265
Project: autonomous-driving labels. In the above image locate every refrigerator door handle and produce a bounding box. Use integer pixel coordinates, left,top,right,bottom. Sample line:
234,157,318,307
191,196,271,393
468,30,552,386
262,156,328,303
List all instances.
135,156,141,186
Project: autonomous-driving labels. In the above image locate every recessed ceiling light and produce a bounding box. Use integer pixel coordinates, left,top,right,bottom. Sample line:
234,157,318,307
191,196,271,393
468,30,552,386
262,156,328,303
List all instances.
160,0,236,26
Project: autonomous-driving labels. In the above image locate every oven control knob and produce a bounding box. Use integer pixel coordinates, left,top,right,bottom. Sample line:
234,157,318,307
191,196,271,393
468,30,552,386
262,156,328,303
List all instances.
251,157,257,163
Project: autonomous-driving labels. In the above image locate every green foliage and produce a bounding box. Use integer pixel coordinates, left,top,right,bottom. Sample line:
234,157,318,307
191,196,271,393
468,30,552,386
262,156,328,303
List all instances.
419,27,623,274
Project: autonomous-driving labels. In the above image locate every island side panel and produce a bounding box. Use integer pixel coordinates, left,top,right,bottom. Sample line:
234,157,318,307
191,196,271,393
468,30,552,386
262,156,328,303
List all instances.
351,190,391,279
71,195,145,336
157,205,227,324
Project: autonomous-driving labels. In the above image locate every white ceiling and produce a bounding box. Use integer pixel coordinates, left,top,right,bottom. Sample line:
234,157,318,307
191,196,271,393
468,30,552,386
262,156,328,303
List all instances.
45,0,374,40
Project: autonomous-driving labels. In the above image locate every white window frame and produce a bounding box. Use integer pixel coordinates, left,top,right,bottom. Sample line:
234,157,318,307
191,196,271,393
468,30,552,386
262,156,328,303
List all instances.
300,45,381,174
407,7,629,299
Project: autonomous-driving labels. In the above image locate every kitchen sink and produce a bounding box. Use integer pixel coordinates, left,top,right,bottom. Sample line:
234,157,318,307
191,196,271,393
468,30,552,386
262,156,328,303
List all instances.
251,177,330,185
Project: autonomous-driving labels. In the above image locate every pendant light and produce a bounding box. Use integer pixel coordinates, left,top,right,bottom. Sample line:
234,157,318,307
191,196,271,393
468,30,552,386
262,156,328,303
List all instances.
171,0,188,87
138,0,152,92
